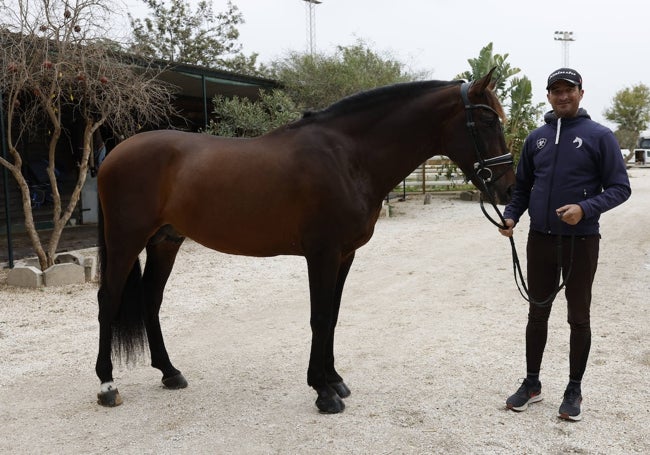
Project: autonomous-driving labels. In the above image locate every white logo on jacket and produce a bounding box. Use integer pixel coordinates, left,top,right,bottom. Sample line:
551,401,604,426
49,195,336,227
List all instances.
536,138,547,150
573,136,583,148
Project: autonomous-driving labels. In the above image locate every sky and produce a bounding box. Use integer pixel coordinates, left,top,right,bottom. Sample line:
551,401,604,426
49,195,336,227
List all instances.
121,0,650,132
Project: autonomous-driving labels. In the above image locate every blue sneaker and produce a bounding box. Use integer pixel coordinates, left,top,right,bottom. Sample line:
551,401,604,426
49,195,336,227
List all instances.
506,378,543,411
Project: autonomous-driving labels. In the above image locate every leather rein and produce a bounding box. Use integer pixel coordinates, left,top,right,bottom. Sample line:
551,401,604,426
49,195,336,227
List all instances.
459,81,572,308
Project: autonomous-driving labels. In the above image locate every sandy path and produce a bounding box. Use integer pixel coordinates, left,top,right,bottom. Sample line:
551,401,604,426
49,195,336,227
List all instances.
0,169,648,454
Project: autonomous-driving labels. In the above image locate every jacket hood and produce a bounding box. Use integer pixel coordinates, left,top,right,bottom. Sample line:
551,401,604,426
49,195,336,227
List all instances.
544,107,590,124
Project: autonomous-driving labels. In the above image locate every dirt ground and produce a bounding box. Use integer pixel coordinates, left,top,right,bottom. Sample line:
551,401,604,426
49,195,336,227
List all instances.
1,169,649,454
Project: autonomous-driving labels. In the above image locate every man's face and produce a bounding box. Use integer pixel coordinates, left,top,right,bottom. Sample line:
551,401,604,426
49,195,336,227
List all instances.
547,80,584,118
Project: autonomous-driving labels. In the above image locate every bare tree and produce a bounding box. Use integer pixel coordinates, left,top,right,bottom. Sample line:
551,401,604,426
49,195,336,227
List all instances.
0,0,176,270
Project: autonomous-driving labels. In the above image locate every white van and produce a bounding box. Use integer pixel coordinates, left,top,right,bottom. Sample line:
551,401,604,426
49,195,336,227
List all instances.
633,136,650,166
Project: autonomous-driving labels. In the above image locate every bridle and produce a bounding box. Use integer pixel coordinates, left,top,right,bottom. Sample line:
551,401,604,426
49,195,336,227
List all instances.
460,81,513,228
460,81,571,308
459,81,513,207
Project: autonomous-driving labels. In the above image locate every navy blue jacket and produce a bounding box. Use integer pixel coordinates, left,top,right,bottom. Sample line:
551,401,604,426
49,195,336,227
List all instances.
504,108,631,236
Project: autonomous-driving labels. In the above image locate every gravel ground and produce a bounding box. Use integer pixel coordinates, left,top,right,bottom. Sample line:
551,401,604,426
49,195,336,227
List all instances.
0,168,648,454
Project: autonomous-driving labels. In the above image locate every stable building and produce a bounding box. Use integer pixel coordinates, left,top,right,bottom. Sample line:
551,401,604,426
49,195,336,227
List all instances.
0,62,277,264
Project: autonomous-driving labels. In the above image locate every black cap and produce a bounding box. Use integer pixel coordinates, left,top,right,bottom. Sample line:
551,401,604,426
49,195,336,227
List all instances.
546,68,582,90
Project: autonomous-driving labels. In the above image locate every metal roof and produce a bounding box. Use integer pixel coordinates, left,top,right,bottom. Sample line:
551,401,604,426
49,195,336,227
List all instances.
154,61,279,130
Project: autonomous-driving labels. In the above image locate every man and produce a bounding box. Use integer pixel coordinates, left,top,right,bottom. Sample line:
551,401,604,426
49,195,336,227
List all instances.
498,68,631,421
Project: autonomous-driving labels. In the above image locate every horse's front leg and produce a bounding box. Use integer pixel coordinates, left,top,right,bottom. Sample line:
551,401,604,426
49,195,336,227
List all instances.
325,251,355,400
306,249,352,413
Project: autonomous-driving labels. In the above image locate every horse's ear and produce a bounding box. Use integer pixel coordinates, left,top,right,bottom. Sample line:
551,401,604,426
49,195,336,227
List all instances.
474,67,498,94
487,66,498,91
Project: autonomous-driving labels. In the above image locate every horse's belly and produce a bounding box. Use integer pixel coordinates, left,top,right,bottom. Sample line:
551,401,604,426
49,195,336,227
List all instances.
177,219,303,257
164,180,380,258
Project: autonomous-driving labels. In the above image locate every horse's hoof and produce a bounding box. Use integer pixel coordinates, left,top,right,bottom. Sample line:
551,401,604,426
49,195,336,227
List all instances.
97,389,123,407
330,381,351,398
315,387,346,414
162,372,188,389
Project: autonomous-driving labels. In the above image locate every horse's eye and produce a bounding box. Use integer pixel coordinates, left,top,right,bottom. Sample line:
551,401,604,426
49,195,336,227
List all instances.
482,114,498,127
486,113,504,129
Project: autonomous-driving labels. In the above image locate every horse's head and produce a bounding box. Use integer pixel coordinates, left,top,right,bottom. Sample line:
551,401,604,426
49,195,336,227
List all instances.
444,68,515,205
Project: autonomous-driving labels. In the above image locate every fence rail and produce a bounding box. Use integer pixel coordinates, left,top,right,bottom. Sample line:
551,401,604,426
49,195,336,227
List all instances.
393,155,464,195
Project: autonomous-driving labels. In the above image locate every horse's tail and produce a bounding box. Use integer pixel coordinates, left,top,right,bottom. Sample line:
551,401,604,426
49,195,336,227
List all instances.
97,199,147,364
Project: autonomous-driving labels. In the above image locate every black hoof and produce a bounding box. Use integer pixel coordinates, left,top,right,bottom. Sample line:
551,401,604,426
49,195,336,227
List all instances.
315,386,346,414
329,381,351,398
162,372,188,389
97,389,123,407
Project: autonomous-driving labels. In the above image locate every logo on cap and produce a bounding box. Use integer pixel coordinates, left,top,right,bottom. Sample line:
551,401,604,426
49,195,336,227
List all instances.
546,68,582,90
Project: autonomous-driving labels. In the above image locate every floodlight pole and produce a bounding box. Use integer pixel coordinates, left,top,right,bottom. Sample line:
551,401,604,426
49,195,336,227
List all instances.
554,31,575,67
302,0,322,55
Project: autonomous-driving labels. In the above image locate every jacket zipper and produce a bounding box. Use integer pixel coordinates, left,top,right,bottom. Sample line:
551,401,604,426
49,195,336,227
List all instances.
545,118,562,233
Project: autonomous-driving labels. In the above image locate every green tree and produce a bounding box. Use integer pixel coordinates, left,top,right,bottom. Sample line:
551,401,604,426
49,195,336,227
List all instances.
270,41,424,110
129,0,261,74
207,42,423,138
206,89,300,137
506,76,542,157
604,83,650,154
0,0,174,270
457,43,543,160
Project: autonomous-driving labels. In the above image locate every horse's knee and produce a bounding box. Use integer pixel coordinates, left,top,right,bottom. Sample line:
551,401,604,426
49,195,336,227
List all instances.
310,312,331,327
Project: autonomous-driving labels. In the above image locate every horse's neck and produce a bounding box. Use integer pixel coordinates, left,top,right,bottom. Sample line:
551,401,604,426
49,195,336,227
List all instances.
340,98,457,200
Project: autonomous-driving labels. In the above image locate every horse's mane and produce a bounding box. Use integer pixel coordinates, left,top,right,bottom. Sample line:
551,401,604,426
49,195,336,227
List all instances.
289,79,464,127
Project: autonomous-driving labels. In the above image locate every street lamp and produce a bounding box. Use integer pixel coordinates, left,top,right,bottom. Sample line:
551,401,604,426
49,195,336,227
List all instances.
554,31,575,67
302,0,322,55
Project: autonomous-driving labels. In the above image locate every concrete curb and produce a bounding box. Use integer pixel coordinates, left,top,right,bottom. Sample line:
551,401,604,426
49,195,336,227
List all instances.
459,190,481,201
6,252,97,288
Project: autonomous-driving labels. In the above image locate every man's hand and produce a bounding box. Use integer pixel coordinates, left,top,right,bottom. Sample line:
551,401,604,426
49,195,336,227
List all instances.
498,218,516,237
555,204,584,225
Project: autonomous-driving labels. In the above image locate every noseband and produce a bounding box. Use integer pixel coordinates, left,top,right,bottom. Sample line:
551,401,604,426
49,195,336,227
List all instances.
459,81,513,194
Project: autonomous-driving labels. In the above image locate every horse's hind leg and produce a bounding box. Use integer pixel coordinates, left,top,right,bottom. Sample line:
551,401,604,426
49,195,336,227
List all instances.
142,230,188,389
96,244,146,407
97,285,123,406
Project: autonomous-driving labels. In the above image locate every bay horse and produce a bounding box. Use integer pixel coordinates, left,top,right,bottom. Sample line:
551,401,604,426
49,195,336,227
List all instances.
95,68,515,413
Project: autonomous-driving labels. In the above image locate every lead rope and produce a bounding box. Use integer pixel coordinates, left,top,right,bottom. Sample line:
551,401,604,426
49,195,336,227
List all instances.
478,189,574,308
